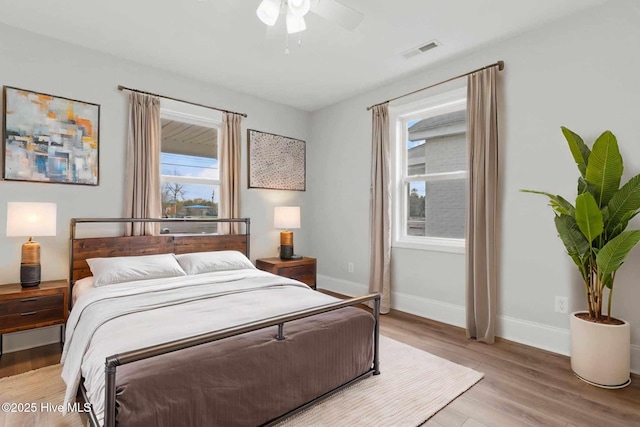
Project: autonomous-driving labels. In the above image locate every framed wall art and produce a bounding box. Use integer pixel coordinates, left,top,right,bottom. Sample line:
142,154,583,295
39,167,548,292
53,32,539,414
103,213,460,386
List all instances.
3,86,100,185
248,129,305,191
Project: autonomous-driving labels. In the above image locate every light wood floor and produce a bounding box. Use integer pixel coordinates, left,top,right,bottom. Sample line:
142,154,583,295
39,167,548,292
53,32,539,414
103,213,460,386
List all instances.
1,310,639,426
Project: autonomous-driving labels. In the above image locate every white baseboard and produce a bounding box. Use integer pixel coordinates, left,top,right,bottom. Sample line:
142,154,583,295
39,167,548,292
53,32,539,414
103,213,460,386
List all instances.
319,274,467,326
317,274,640,375
496,314,570,356
318,274,368,297
392,290,466,328
2,325,62,354
318,274,466,327
633,345,640,376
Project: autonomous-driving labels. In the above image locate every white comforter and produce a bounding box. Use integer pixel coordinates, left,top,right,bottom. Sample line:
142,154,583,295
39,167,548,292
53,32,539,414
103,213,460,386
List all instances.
61,269,339,425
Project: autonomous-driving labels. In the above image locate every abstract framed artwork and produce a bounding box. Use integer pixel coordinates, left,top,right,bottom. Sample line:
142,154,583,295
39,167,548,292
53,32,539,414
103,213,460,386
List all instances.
248,129,305,191
3,86,100,185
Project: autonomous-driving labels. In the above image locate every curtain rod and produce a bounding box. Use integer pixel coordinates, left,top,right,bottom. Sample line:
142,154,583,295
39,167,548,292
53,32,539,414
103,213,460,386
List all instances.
117,85,248,118
366,60,504,111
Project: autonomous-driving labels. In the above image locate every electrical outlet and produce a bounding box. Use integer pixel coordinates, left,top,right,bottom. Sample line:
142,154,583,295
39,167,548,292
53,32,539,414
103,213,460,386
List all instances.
555,296,568,314
348,262,354,273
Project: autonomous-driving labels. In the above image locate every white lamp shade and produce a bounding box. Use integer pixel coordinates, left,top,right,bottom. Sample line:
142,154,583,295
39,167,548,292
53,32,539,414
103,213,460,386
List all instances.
6,202,57,237
257,0,281,26
288,0,311,17
286,11,306,34
274,206,300,229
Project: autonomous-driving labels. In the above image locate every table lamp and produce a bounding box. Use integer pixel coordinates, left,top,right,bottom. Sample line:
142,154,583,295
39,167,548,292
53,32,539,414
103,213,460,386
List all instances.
274,206,301,260
6,202,57,287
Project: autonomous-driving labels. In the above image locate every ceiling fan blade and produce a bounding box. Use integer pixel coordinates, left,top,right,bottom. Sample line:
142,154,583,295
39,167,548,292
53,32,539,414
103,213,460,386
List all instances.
263,2,286,41
311,0,364,31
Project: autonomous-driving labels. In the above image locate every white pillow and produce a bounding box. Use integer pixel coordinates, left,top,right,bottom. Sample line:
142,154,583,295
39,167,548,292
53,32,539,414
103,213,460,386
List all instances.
175,250,255,275
72,276,95,304
86,253,187,286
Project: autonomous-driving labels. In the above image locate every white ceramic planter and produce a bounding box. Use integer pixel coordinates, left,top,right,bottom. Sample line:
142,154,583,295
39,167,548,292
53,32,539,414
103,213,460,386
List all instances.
570,311,631,388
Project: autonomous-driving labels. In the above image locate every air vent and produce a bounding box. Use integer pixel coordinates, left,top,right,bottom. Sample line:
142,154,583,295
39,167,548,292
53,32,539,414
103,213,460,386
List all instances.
401,40,440,59
419,41,438,52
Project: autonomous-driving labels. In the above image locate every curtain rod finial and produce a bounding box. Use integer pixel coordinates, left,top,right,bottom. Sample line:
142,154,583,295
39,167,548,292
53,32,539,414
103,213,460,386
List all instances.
498,60,504,71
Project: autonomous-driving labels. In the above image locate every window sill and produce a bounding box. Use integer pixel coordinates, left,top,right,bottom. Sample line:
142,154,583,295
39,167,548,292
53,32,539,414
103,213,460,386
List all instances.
392,238,465,254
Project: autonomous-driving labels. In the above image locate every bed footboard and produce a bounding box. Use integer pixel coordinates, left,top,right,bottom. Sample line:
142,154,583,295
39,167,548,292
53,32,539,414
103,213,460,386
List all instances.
97,293,380,427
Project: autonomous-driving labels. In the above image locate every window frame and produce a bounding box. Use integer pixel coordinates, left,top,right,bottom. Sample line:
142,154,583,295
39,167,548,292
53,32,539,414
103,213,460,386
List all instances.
390,87,467,253
160,108,222,216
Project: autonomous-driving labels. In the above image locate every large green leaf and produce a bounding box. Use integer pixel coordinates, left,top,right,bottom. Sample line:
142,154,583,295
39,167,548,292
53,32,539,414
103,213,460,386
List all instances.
562,126,591,177
554,215,590,258
607,174,640,225
585,131,623,207
596,230,640,278
520,190,575,216
608,210,640,239
575,192,604,243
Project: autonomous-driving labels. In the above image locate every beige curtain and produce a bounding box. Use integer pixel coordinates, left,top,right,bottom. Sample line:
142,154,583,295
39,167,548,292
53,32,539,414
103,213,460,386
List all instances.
123,92,161,236
369,103,391,314
465,67,499,343
219,112,242,235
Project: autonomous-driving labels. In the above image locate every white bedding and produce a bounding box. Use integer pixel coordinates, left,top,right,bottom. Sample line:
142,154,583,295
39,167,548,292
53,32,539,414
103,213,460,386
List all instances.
61,269,339,426
71,276,94,304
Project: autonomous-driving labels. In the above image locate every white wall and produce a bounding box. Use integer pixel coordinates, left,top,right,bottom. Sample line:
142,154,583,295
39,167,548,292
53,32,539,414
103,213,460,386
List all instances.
308,0,640,372
0,23,311,352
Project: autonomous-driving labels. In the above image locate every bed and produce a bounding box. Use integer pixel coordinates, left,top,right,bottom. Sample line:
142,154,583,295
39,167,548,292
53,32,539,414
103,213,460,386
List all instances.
63,218,380,427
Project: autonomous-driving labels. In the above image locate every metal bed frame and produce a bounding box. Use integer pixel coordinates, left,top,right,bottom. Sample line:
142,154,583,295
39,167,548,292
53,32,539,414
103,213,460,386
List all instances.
68,218,380,427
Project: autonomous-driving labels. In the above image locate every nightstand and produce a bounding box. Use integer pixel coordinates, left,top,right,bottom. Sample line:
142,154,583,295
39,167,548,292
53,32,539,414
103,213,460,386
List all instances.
256,257,317,289
0,279,69,356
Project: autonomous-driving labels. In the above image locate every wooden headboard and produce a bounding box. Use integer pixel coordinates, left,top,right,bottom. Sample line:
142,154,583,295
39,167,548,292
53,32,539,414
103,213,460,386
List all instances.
69,218,250,306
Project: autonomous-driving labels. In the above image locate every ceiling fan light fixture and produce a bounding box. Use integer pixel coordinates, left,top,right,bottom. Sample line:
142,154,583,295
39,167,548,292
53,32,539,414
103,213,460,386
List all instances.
257,0,282,26
286,10,306,34
288,0,311,17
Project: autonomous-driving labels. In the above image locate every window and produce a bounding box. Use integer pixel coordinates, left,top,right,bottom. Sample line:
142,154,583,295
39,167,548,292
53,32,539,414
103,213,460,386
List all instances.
392,88,467,252
160,110,220,234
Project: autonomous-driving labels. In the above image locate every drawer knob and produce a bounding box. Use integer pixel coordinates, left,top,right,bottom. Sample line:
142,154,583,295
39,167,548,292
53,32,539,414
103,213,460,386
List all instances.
21,298,38,302
20,311,37,316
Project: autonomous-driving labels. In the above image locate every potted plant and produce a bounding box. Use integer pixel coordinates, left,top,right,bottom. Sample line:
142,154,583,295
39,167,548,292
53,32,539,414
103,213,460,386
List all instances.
523,127,640,388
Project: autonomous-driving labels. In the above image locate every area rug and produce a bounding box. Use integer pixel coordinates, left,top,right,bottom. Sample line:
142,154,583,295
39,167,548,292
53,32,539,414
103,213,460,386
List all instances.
0,364,85,427
0,336,482,427
278,336,483,426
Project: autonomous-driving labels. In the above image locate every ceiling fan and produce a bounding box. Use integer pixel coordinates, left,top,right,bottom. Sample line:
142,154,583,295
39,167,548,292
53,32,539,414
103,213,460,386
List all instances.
256,0,364,35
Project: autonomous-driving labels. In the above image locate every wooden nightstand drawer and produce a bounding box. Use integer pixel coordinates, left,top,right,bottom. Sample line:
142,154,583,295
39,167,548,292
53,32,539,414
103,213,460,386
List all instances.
0,294,64,316
279,265,315,286
256,257,317,289
0,308,63,331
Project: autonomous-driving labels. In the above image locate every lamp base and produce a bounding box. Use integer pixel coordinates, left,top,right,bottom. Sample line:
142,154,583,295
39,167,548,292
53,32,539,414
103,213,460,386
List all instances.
20,264,41,288
279,231,302,259
279,245,303,260
280,244,294,259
